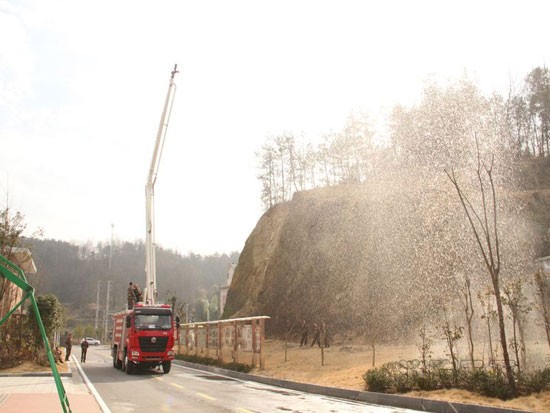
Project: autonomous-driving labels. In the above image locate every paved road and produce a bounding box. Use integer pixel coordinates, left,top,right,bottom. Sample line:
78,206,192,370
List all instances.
76,345,419,413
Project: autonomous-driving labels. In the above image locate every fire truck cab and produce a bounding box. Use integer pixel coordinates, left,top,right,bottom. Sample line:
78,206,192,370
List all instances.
111,303,175,374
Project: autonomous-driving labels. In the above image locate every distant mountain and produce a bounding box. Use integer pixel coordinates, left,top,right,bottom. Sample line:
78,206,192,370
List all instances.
25,238,238,325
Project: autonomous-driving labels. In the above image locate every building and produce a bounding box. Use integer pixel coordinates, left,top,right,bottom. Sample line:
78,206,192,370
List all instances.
0,247,38,320
219,263,236,316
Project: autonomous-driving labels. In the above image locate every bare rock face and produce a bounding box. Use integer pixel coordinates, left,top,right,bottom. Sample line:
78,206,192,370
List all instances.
224,175,549,338
224,186,373,334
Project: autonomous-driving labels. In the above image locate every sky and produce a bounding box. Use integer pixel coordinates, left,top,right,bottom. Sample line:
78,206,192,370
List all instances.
1,0,549,256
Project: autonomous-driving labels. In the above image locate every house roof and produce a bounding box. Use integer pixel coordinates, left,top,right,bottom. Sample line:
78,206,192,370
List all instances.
5,247,37,274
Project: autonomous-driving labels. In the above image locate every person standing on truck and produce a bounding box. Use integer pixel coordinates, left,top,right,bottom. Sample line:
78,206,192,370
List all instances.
128,282,135,309
64,333,73,361
133,283,143,303
80,338,89,363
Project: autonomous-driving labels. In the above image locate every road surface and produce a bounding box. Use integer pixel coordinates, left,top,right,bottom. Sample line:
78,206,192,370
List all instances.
75,345,420,413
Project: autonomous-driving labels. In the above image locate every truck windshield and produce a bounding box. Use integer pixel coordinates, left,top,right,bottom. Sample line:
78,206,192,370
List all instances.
134,314,171,330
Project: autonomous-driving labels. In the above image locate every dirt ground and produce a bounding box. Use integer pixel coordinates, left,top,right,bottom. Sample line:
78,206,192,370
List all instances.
0,348,70,374
249,339,550,413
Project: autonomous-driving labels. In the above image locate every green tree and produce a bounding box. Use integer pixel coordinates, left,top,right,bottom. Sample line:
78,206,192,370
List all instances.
525,67,550,157
28,294,65,347
1,206,29,308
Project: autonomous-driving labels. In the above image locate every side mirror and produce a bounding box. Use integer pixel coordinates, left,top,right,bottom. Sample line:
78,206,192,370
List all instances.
175,316,180,329
125,315,131,328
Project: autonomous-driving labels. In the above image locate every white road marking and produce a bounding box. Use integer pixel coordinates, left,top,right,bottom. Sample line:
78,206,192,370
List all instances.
72,354,112,413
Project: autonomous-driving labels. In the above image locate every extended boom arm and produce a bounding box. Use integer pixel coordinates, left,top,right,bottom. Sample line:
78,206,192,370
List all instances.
145,64,179,305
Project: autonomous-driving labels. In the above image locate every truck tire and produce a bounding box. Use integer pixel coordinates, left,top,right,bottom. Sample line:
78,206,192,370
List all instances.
113,348,122,369
126,360,134,375
124,351,134,375
162,361,171,374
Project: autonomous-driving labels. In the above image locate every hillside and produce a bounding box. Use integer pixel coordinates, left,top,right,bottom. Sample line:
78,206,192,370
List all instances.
223,158,550,339
24,239,238,325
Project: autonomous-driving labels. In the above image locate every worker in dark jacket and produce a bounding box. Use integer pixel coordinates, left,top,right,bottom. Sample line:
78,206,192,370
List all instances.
321,322,330,348
299,320,308,347
64,333,73,361
133,283,143,303
310,323,321,347
127,282,135,309
81,338,89,363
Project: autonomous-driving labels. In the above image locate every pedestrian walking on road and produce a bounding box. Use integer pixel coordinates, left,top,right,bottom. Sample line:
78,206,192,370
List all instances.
80,338,89,363
64,333,72,361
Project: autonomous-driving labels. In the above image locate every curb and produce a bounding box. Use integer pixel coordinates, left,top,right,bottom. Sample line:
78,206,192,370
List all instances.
173,360,528,413
71,354,111,413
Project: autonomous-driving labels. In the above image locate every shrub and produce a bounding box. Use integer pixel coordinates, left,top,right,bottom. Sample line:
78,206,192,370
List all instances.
364,362,550,401
363,367,393,393
415,371,439,391
518,367,550,394
175,354,252,373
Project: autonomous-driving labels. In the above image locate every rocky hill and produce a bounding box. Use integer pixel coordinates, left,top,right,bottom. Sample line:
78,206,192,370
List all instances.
223,158,550,339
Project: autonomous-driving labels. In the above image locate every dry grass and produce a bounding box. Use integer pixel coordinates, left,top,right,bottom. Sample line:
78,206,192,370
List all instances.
250,339,550,413
0,348,70,374
0,359,69,374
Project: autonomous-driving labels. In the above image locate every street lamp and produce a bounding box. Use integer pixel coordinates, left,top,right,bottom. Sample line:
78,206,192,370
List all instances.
199,299,210,322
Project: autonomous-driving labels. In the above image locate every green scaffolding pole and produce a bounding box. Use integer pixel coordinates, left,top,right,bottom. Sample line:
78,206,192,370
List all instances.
0,254,71,413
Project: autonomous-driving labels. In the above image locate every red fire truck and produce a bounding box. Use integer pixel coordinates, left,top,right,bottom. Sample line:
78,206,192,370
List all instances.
111,66,180,375
111,303,176,374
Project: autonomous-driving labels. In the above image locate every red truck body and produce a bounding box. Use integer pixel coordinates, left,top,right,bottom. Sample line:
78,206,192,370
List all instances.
111,303,175,374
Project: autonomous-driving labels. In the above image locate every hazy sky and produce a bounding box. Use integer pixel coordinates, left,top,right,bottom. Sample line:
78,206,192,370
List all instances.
1,0,549,255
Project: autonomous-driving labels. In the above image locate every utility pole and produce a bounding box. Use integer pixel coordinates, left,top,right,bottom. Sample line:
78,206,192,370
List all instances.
108,223,114,272
94,281,101,331
101,224,114,341
103,280,111,342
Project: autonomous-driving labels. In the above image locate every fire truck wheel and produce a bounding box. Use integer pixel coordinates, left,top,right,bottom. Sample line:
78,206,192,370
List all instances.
113,349,122,369
122,350,127,371
126,360,134,375
124,352,134,375
162,361,171,374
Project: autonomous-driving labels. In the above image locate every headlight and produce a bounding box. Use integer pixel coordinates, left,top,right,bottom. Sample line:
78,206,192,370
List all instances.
131,351,140,357
167,350,174,356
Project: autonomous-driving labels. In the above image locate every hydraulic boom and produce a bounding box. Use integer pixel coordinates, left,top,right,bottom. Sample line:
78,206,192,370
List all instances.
145,64,179,305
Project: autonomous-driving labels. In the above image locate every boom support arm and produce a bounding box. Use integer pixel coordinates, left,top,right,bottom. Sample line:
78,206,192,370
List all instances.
145,64,179,305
